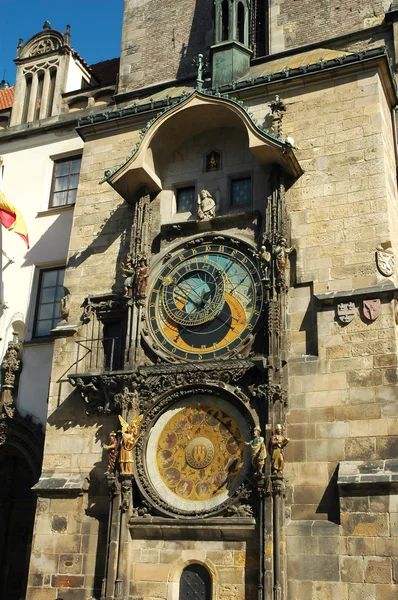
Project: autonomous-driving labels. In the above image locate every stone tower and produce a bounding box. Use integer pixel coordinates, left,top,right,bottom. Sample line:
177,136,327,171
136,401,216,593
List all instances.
21,1,398,599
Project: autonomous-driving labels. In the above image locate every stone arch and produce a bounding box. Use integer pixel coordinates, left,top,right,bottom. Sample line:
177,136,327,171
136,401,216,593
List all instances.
107,91,302,202
0,431,42,600
168,557,219,600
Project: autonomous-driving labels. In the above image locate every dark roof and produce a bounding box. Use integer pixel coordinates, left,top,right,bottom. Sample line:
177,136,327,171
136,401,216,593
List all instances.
0,86,14,110
90,58,120,86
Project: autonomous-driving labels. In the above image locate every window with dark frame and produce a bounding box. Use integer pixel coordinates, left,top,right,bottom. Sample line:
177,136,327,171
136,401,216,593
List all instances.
230,176,252,207
49,155,82,208
176,186,196,213
33,267,65,337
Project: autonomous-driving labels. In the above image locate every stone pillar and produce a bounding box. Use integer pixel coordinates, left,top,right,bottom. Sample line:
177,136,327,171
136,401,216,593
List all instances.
39,69,51,120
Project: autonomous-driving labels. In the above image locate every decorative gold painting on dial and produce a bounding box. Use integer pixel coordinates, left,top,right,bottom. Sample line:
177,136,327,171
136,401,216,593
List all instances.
156,404,245,502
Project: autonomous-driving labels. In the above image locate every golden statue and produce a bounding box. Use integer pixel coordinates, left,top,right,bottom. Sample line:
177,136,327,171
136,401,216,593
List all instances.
269,424,289,473
118,414,143,476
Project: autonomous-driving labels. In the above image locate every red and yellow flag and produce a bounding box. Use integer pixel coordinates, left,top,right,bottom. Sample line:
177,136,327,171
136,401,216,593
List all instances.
0,190,29,248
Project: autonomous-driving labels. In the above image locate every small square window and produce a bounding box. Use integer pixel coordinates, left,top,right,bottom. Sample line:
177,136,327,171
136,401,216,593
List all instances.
176,186,196,213
231,177,252,207
33,267,65,337
49,155,82,208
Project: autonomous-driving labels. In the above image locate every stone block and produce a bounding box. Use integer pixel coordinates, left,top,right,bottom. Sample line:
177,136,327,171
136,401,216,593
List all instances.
206,551,234,566
341,556,364,583
376,437,398,460
287,554,339,581
134,563,170,581
375,539,398,557
130,581,167,597
51,574,84,587
392,558,398,584
55,590,87,600
294,486,326,505
25,589,56,600
342,513,389,537
375,584,397,600
59,553,83,574
314,582,348,600
348,583,376,600
217,567,244,584
345,437,376,461
364,558,392,584
286,535,317,554
141,549,160,563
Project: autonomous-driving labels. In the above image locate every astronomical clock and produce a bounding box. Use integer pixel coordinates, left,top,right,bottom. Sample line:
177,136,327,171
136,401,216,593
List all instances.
132,234,267,517
144,238,264,362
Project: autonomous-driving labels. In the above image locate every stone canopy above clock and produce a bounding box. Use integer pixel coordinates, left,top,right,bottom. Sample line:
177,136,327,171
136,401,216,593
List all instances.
105,91,302,217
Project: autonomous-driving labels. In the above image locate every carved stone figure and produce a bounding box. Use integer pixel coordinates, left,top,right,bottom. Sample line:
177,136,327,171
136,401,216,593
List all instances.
118,414,143,476
274,237,294,276
59,293,70,321
269,424,289,473
135,256,149,297
121,255,135,297
103,431,119,474
259,245,271,280
245,426,267,475
198,189,216,220
376,245,395,277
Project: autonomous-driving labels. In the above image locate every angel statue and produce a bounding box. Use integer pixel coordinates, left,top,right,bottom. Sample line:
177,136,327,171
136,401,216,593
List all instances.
118,414,143,476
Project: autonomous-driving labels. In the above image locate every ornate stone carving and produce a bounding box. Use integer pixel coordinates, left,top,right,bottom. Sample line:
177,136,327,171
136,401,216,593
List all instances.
197,189,216,220
269,95,286,138
1,331,22,416
362,299,381,322
337,302,355,324
376,245,395,277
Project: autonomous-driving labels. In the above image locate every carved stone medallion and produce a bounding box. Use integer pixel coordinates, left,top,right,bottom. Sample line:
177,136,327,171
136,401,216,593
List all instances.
337,302,355,324
185,437,215,469
362,299,381,322
376,248,395,277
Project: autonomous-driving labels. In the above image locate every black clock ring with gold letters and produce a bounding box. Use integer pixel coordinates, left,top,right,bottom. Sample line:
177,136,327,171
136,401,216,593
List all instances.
147,239,264,361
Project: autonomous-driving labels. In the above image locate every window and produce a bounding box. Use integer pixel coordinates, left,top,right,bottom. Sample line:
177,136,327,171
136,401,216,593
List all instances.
230,176,252,207
49,155,82,207
33,267,65,337
34,71,44,120
21,75,32,124
176,186,196,213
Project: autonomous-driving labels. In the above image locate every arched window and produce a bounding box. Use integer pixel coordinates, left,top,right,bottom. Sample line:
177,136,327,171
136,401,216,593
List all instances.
237,2,245,44
221,0,229,41
179,564,211,600
46,68,57,118
34,71,45,120
21,75,32,124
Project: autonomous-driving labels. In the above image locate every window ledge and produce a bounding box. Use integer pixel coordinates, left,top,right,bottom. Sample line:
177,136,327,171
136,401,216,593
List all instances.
24,337,54,347
37,204,75,218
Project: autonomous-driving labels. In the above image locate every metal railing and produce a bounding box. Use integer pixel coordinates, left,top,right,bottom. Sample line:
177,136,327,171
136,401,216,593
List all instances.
75,337,122,374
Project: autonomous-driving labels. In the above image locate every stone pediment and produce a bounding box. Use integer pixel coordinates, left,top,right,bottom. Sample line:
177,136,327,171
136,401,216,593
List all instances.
105,90,302,203
17,26,67,61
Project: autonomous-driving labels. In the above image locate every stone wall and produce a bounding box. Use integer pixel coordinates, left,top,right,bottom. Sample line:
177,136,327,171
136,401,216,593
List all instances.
119,0,213,93
271,0,390,53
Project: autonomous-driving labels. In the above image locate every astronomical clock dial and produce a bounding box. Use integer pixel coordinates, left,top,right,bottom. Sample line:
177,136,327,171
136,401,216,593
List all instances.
145,395,251,514
147,240,263,361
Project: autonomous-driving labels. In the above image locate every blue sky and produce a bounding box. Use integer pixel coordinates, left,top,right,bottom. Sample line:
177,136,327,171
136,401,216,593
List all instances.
0,1,124,85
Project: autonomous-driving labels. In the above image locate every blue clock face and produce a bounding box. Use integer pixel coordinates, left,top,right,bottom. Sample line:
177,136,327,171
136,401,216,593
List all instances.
147,240,263,361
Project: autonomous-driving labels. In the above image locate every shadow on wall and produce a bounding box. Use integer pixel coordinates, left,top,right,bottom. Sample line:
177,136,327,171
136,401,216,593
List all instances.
67,201,133,294
176,0,214,80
